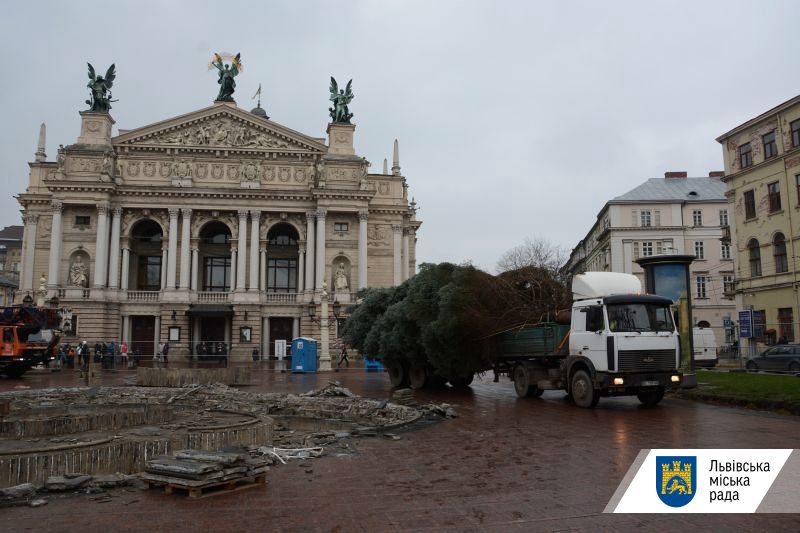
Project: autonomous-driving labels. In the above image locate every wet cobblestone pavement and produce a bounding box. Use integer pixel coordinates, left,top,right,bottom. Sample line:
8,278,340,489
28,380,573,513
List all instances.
2,365,800,532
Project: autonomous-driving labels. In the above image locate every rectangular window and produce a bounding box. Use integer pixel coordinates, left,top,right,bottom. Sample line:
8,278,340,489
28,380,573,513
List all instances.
763,130,777,159
692,210,702,226
75,216,90,226
267,258,298,292
654,210,661,226
694,241,704,259
334,222,349,233
203,257,231,292
640,210,652,227
768,181,782,212
641,241,653,257
721,242,731,260
695,276,707,299
723,275,735,296
632,242,639,259
792,119,800,148
778,308,795,343
137,256,162,291
719,209,728,226
656,241,664,255
740,143,752,168
744,190,756,219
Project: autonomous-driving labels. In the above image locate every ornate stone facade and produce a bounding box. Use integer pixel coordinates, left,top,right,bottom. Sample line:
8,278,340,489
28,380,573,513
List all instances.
18,98,421,361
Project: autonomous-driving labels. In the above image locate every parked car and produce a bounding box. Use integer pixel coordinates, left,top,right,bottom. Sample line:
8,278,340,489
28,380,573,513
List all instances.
745,344,800,372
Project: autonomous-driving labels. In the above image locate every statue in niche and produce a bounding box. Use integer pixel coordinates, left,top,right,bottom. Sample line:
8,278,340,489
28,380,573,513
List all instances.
85,63,116,112
69,257,89,287
101,152,113,175
211,52,242,102
334,262,349,291
328,77,354,123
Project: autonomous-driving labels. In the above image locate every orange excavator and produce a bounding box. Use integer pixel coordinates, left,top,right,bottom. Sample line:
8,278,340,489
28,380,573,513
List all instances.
0,306,69,378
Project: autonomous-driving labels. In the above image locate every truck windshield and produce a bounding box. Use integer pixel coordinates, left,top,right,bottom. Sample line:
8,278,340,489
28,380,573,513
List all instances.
607,303,674,332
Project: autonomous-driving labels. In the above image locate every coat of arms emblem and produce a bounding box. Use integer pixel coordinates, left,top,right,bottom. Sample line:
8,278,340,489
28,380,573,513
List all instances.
656,456,696,507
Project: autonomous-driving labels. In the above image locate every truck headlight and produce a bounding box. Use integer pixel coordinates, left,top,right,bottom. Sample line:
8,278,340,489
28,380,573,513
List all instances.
613,377,624,386
670,375,680,383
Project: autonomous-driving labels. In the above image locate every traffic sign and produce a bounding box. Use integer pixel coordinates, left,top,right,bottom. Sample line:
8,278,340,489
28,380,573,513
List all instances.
738,310,753,338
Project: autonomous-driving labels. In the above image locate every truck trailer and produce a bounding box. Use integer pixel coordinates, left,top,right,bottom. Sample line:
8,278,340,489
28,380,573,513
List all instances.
392,272,683,408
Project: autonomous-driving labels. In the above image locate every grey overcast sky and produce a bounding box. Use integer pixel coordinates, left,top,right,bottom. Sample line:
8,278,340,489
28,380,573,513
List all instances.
1,1,799,273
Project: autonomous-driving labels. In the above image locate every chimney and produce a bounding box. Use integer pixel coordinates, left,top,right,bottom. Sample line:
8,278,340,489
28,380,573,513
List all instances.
708,171,725,178
664,171,688,179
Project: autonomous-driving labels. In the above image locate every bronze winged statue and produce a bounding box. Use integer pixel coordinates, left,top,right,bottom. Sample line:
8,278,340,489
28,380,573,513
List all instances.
212,53,242,102
329,77,354,124
86,63,116,112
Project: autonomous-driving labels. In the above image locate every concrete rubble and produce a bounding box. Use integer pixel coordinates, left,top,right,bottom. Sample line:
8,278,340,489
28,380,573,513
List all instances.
0,381,457,505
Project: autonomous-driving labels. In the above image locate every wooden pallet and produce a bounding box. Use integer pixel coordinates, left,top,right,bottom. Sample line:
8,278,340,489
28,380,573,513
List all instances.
145,474,266,499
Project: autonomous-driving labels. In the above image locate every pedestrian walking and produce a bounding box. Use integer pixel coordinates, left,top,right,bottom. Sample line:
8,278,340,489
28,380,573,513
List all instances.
252,347,260,362
157,342,164,366
162,342,169,366
121,342,129,368
337,343,350,368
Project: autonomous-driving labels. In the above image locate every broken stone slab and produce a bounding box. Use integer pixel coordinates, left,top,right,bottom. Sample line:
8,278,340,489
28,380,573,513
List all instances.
145,458,223,478
0,483,36,501
90,473,136,489
29,498,48,507
45,475,93,491
173,450,246,465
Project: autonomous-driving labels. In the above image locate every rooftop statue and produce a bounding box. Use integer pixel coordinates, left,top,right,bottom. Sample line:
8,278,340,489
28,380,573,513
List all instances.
86,63,116,112
328,77,354,124
211,52,242,102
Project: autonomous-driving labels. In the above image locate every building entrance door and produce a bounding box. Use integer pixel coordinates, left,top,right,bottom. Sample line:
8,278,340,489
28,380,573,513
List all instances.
130,316,155,356
269,317,294,356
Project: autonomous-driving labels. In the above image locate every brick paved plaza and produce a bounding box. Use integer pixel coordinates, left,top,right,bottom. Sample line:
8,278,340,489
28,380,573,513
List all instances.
2,366,800,532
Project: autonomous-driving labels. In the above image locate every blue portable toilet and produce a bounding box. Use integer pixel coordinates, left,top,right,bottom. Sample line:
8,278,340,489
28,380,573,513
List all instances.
291,337,317,373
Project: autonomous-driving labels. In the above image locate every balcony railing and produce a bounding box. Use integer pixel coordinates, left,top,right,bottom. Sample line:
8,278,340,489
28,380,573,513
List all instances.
127,291,160,302
197,291,230,303
263,292,299,304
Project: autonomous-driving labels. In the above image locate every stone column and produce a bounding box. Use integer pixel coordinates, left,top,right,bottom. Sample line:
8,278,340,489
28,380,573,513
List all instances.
249,211,260,291
160,247,168,290
292,317,299,339
236,210,248,291
166,208,179,289
402,227,410,281
230,248,237,291
179,208,192,289
260,248,267,292
93,204,110,288
315,210,327,291
297,245,306,293
263,317,270,358
120,247,130,291
392,224,402,286
47,200,63,288
21,213,39,292
154,315,161,354
107,207,122,288
191,246,199,291
319,283,332,371
358,211,368,289
305,212,315,296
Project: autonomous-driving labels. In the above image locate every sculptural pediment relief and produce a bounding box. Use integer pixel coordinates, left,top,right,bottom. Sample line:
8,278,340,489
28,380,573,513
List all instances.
113,106,326,154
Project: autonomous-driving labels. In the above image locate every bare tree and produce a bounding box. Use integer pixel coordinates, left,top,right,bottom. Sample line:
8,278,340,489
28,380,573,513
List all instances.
496,237,568,275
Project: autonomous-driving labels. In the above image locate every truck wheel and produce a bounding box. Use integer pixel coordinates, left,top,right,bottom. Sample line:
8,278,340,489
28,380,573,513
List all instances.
570,370,598,408
449,375,474,389
5,367,25,379
388,363,409,388
409,364,427,390
637,386,665,407
513,365,541,398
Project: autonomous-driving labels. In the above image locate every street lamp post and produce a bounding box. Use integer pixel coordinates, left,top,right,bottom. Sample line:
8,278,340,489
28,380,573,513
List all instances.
319,281,332,371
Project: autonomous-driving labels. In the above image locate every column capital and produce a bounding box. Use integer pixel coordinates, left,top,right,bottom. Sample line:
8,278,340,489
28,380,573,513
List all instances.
231,246,238,253
24,213,39,224
298,245,306,254
316,209,327,220
51,200,63,212
306,211,316,222
238,209,249,218
358,210,369,221
181,207,192,217
97,203,110,216
250,210,261,221
168,207,180,219
391,224,403,234
112,206,123,217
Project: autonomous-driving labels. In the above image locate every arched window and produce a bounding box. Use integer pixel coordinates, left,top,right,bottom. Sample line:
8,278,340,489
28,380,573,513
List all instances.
200,222,232,292
748,239,761,277
130,220,163,290
774,233,788,273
